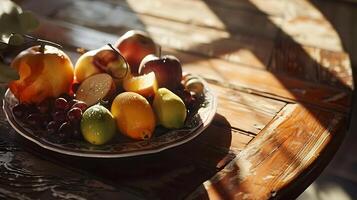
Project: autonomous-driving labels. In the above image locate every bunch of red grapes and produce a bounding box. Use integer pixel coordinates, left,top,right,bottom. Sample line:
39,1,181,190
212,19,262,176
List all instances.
11,88,201,144
12,94,88,143
174,85,201,115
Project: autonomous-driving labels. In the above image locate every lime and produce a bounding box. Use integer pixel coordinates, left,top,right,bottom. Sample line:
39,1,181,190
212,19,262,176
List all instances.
81,104,116,145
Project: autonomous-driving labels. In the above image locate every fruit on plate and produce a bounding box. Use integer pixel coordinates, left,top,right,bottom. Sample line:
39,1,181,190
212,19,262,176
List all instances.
93,45,130,81
75,73,116,106
74,46,129,83
184,77,204,96
74,49,102,83
111,92,155,140
138,54,182,90
9,45,74,104
81,104,116,145
153,88,187,129
116,30,158,75
123,72,158,98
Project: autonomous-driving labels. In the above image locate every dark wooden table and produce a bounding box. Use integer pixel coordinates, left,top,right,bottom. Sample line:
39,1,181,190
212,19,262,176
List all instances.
1,0,354,199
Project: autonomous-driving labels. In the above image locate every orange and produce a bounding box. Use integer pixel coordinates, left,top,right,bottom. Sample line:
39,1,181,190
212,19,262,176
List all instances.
111,92,156,140
123,72,158,98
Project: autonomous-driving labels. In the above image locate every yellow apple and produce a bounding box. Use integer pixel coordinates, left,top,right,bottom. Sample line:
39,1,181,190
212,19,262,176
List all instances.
74,46,130,87
9,45,74,104
74,49,102,83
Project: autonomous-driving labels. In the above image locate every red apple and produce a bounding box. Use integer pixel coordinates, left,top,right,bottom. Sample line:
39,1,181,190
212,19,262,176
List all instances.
138,54,182,90
115,30,157,75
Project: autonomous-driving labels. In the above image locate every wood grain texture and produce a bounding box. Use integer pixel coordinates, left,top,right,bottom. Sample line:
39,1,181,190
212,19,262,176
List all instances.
54,0,281,39
270,35,353,89
189,104,346,199
46,0,275,69
33,18,352,113
4,0,354,199
210,84,286,134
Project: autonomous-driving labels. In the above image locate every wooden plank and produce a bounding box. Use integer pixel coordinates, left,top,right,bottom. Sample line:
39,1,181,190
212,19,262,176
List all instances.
188,104,347,199
102,0,287,18
182,56,351,113
32,18,352,113
280,0,346,52
210,83,286,134
270,35,353,89
307,0,357,85
53,0,281,39
21,0,275,69
190,0,287,17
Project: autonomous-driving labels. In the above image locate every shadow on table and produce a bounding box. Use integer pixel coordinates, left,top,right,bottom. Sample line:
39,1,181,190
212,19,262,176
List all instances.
184,0,355,199
9,0,356,199
17,113,233,200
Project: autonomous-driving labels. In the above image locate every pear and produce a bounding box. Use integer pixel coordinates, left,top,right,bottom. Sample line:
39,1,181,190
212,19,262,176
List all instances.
153,88,187,129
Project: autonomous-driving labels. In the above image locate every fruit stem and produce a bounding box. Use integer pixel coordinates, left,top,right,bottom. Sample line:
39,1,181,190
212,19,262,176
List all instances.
158,45,162,58
107,43,119,56
39,44,45,53
76,47,88,55
107,43,129,79
22,34,62,51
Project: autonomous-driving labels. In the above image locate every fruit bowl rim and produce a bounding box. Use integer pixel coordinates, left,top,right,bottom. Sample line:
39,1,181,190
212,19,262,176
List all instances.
2,75,217,158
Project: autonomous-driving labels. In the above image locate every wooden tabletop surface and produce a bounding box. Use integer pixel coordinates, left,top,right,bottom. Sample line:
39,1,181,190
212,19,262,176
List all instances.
1,0,354,199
